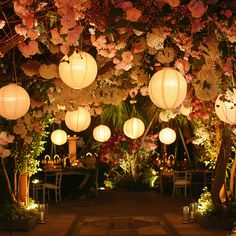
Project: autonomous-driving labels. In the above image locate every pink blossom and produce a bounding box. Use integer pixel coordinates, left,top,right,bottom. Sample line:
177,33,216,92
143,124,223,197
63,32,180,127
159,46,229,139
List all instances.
1,149,11,159
14,1,31,17
188,0,208,18
18,40,39,58
22,16,34,28
60,15,77,34
50,28,63,45
67,25,83,44
221,10,232,18
19,0,33,5
27,29,38,40
162,0,180,7
133,37,147,54
121,51,133,63
92,36,107,50
15,24,27,36
0,20,5,29
120,1,133,10
174,59,190,74
126,8,142,22
60,43,70,55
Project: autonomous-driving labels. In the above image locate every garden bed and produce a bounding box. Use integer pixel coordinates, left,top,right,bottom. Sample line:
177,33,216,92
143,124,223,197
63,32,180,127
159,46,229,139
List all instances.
0,215,38,231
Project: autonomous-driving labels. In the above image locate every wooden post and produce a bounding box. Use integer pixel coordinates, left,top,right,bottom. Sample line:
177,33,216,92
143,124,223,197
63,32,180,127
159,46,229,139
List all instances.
67,136,78,164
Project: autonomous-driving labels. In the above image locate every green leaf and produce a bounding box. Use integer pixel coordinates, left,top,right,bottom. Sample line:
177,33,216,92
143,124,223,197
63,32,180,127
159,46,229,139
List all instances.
133,22,147,32
113,19,128,28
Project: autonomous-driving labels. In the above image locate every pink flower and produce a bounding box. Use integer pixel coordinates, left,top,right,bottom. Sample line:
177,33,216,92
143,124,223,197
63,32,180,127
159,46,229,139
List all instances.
15,24,27,36
67,25,83,44
126,8,142,22
18,40,39,58
174,59,190,74
133,37,147,54
163,0,180,7
60,43,70,55
0,20,5,29
22,16,34,28
120,1,133,10
188,0,208,18
121,51,133,63
27,29,38,40
50,28,63,45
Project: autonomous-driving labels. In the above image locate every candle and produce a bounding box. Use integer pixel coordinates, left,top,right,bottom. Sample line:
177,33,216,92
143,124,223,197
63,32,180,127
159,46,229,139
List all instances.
190,211,195,220
40,212,44,222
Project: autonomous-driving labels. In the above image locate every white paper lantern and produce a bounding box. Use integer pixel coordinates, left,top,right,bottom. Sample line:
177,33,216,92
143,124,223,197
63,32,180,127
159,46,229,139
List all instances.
51,129,67,145
0,83,30,120
215,89,236,124
65,107,91,132
148,67,187,109
93,125,111,142
59,50,97,89
159,127,176,145
123,117,145,139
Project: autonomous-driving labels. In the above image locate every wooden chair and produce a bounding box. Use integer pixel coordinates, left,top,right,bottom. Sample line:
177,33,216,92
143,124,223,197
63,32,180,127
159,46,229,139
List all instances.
44,172,62,203
173,170,191,197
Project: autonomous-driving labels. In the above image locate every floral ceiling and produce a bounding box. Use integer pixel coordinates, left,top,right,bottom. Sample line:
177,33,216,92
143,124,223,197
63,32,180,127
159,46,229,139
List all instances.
0,0,235,125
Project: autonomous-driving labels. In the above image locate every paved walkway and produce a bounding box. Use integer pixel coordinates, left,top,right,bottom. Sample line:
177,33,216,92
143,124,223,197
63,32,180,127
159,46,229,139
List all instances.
0,191,232,236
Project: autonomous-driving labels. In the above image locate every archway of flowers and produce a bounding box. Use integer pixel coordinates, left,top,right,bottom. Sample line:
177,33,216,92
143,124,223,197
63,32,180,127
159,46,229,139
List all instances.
0,0,235,216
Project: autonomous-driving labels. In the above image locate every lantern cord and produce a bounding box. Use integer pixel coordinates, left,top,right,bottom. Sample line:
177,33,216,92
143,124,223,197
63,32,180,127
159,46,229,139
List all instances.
12,49,17,83
141,107,158,143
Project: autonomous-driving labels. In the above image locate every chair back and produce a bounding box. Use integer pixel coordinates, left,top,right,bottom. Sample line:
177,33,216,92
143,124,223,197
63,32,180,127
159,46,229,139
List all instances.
173,170,191,184
55,172,62,187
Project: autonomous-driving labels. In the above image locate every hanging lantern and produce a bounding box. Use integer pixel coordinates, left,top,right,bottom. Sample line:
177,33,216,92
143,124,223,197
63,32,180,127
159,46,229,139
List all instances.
51,129,67,145
215,89,236,124
59,50,98,89
123,117,145,139
148,67,187,109
0,83,30,120
93,125,111,142
159,127,176,145
65,107,91,132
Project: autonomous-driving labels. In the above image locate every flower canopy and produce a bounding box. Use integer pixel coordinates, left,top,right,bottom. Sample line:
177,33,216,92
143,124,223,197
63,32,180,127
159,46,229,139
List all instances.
0,0,235,124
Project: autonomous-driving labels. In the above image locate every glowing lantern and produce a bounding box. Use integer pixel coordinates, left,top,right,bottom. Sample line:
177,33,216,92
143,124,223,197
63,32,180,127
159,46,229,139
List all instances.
159,127,176,145
0,83,30,120
65,107,91,132
93,125,111,142
51,129,67,145
59,50,97,89
215,89,236,124
148,67,187,109
123,117,145,139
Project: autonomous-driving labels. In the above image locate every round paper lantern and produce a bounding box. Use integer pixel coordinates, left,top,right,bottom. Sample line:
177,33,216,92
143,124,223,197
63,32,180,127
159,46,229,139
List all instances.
0,83,30,120
51,129,67,145
215,89,236,124
123,117,145,139
148,67,187,109
159,127,176,145
59,50,97,89
93,125,111,142
65,107,91,132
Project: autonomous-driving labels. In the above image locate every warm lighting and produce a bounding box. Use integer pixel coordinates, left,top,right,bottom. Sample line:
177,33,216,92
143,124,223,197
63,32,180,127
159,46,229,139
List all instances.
0,83,30,120
65,107,91,132
148,67,187,109
51,129,67,145
59,50,98,89
123,117,145,139
93,125,111,142
215,89,236,124
159,127,176,145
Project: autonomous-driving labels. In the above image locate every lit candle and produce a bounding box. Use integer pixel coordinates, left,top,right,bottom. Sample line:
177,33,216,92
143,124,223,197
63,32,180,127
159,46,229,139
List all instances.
40,212,44,222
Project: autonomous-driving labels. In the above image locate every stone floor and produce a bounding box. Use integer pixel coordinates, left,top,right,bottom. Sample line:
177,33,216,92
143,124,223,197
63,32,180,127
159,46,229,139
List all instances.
0,191,232,236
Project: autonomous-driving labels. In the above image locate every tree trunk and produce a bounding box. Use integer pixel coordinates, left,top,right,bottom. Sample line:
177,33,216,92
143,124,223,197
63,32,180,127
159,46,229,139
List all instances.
229,153,236,201
18,173,29,205
211,126,232,216
1,158,17,204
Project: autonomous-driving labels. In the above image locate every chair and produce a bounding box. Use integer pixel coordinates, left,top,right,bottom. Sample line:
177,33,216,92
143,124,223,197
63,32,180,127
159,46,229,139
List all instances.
44,172,62,203
173,170,191,197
